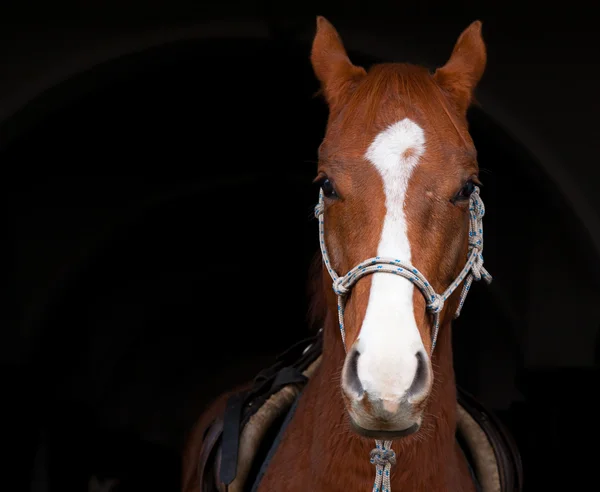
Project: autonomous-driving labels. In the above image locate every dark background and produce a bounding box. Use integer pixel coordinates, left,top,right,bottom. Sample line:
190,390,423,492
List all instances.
2,1,599,491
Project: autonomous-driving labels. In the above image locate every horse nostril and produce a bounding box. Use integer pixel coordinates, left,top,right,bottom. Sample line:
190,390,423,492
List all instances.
344,348,364,398
407,350,429,399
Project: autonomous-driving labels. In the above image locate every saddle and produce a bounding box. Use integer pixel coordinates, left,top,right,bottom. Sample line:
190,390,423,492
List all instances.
196,331,523,492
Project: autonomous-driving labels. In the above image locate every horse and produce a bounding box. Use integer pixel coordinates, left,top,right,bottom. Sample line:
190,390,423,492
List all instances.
183,16,505,492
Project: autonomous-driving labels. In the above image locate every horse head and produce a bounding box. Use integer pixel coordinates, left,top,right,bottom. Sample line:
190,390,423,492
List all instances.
311,16,488,439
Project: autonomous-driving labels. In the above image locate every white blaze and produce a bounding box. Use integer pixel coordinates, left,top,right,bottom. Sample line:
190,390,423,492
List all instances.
356,118,427,401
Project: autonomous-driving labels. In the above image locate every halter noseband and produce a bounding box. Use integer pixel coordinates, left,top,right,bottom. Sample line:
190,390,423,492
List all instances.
313,186,492,352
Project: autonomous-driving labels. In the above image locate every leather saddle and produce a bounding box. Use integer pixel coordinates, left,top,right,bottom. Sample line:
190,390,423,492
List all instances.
195,331,523,492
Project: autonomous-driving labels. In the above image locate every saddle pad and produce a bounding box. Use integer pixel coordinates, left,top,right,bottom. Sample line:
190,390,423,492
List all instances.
196,334,522,492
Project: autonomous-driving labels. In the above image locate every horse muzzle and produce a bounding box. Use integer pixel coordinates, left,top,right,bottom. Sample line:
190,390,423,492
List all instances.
341,345,432,438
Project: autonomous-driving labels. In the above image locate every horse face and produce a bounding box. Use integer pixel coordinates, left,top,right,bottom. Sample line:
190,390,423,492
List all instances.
311,17,486,437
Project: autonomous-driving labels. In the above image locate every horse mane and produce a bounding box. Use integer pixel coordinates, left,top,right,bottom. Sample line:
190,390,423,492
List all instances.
306,251,327,332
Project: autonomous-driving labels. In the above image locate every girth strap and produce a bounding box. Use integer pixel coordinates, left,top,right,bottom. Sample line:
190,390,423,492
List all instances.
220,392,247,485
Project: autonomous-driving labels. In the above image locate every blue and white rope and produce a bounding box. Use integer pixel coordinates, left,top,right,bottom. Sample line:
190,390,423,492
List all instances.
370,440,394,492
314,186,492,491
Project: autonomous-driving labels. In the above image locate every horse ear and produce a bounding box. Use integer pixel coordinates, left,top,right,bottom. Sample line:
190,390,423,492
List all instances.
310,16,366,107
433,21,486,115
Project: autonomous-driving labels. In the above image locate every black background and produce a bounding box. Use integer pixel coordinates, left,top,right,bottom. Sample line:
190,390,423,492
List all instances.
2,2,599,491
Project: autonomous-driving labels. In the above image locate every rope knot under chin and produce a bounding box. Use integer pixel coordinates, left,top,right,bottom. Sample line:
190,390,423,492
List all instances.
370,448,396,467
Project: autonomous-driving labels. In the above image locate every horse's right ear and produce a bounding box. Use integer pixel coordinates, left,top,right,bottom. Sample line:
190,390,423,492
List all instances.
310,16,366,108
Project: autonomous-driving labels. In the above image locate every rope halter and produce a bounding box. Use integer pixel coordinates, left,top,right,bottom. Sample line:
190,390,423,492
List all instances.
313,186,492,491
314,186,491,351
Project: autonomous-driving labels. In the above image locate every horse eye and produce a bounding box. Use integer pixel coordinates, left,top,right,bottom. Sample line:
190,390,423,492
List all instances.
456,180,476,200
320,178,338,199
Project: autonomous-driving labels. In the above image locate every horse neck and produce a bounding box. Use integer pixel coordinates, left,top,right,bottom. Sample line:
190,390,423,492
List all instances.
306,304,460,488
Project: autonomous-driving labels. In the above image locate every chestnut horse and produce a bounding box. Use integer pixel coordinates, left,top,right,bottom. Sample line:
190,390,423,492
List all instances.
183,16,493,491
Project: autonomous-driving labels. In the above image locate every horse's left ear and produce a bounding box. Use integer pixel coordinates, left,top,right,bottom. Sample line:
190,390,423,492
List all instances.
433,21,486,114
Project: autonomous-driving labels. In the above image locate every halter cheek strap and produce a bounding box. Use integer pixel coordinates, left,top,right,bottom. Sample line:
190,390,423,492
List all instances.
314,187,492,492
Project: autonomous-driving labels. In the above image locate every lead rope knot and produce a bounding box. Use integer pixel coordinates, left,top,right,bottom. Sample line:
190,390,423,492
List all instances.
369,448,396,467
370,440,394,492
